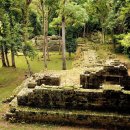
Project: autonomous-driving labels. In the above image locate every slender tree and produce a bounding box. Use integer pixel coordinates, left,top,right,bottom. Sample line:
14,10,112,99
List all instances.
43,0,48,69
0,21,6,67
51,0,88,69
61,0,67,70
22,0,33,76
0,43,7,67
38,0,48,69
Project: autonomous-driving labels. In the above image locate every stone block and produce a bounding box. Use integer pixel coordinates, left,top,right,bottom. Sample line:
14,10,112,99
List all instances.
80,60,130,90
36,75,61,86
28,82,37,89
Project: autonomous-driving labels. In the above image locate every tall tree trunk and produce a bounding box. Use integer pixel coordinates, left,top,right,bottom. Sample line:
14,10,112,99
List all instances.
23,3,29,42
11,45,16,68
59,28,62,55
47,46,50,61
22,0,32,76
111,29,116,51
62,15,67,70
83,24,86,38
100,18,105,44
61,0,67,70
5,48,10,67
46,8,50,61
86,24,88,35
43,3,48,69
59,41,62,55
1,44,7,67
102,27,105,44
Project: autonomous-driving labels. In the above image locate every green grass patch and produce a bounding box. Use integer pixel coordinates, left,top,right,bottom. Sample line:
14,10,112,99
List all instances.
0,52,74,102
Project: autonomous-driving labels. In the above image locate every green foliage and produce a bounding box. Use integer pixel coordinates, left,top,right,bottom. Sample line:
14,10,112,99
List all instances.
119,33,130,53
115,44,124,53
66,26,77,53
22,41,37,59
1,13,22,54
64,2,88,26
50,1,88,28
116,33,130,57
1,0,130,63
50,17,61,28
48,28,57,36
29,11,42,37
66,38,76,53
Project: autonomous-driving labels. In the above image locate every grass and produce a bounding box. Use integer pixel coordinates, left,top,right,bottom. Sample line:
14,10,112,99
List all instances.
0,52,74,102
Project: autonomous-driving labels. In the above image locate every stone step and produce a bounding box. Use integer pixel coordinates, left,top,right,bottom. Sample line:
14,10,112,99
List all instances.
6,106,130,128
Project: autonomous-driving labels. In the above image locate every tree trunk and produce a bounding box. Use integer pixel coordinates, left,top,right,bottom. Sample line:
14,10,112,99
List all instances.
1,44,7,67
11,45,16,68
46,8,50,61
69,52,71,60
86,24,88,35
47,47,50,61
40,0,47,66
111,29,116,51
22,0,32,76
83,24,86,38
102,28,105,44
24,55,32,76
23,0,32,40
59,42,62,55
62,15,67,70
23,53,32,76
59,28,62,55
43,3,48,69
5,49,10,67
23,5,29,42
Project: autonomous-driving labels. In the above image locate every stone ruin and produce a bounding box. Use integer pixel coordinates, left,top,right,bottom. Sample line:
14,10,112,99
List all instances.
28,74,60,89
5,60,130,128
32,35,62,52
80,60,130,90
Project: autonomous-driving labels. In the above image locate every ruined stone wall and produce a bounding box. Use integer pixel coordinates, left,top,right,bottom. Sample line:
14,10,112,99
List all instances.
27,74,61,89
17,87,130,113
80,60,130,90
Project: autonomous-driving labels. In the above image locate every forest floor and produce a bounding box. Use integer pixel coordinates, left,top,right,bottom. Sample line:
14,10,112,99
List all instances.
0,42,130,130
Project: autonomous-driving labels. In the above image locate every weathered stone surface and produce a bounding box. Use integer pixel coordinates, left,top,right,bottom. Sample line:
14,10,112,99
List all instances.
36,74,61,86
25,74,61,88
28,82,37,89
17,85,130,113
80,60,130,90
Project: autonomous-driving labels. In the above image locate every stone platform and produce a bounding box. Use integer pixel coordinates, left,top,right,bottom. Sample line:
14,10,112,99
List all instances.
17,85,130,113
6,84,130,129
5,60,130,128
